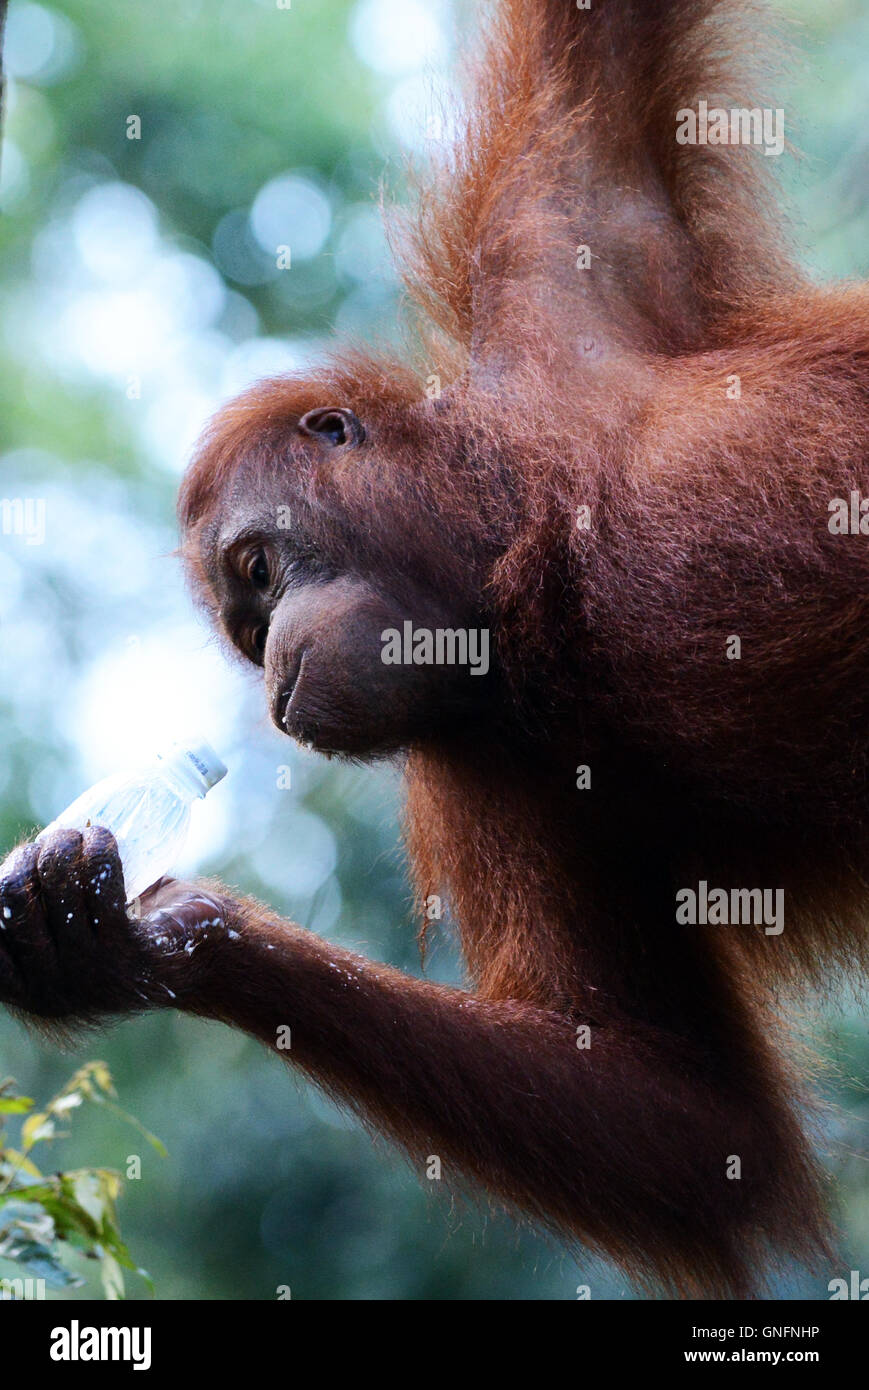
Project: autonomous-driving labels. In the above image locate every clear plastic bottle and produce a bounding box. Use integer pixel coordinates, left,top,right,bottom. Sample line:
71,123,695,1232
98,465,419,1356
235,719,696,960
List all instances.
39,739,227,903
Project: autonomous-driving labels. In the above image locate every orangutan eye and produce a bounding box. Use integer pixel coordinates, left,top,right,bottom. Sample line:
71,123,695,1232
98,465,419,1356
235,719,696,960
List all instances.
248,551,270,591
252,625,269,661
298,407,366,448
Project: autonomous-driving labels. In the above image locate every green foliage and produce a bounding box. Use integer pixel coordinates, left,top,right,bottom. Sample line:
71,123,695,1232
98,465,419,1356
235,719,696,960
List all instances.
0,1063,161,1299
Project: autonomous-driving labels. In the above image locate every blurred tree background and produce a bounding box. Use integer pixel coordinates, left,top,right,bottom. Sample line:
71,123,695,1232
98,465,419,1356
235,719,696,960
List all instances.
0,0,867,1300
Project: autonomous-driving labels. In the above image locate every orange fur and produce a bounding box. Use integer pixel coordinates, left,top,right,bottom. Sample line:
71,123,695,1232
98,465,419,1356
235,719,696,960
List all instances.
178,0,869,1295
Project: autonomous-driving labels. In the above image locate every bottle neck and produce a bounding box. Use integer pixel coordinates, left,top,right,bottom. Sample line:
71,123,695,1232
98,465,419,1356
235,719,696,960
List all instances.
156,757,208,802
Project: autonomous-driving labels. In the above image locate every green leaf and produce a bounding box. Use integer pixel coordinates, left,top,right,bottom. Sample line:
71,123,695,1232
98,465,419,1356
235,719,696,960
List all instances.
52,1094,84,1115
2,1241,83,1289
21,1112,55,1149
0,1063,162,1298
0,1197,54,1235
0,1097,34,1115
0,1148,44,1180
100,1251,126,1301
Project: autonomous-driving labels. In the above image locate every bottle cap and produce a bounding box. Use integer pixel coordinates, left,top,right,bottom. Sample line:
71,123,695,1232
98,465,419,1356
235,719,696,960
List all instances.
159,739,227,797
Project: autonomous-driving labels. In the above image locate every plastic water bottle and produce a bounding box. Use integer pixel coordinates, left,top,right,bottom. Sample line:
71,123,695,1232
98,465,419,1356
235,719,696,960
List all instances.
39,739,227,903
